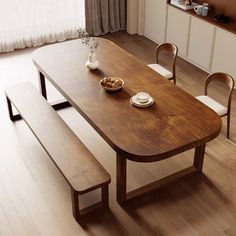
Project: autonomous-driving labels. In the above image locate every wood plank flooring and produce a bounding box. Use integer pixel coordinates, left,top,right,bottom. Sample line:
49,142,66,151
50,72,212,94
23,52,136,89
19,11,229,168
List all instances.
0,31,236,235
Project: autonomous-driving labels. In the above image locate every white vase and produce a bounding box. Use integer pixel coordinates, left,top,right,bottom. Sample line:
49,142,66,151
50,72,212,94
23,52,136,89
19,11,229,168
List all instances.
86,52,99,70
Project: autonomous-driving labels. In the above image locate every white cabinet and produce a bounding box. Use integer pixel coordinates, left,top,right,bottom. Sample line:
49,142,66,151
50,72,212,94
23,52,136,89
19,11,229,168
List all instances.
143,2,236,81
188,17,215,70
211,28,236,80
144,0,167,44
166,5,191,57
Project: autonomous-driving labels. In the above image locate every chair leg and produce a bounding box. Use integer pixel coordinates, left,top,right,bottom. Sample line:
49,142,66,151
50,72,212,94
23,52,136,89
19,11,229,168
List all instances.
173,76,176,85
227,114,231,139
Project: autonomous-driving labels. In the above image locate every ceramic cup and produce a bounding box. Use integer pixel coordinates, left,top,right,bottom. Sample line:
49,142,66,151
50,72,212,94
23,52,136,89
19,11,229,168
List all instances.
136,92,150,103
201,6,208,16
194,5,203,15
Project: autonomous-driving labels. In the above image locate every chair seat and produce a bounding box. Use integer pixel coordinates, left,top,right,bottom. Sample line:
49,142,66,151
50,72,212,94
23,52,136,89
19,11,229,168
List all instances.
196,95,227,116
148,64,173,79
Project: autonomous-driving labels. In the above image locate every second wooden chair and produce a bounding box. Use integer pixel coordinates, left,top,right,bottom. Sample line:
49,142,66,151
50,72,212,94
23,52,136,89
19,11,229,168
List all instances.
196,72,235,138
148,43,178,84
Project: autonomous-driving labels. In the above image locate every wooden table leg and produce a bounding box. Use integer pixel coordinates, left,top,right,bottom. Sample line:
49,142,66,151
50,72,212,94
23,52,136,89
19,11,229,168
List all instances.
115,144,206,205
193,143,206,171
116,154,127,205
37,70,71,110
38,71,47,99
102,185,109,207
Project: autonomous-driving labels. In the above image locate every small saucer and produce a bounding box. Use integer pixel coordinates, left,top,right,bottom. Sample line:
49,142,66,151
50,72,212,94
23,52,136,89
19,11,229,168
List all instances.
130,94,154,108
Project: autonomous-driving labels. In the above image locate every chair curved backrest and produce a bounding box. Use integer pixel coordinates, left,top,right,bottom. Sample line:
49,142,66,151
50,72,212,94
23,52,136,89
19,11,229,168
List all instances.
204,72,235,114
203,72,234,138
155,43,178,84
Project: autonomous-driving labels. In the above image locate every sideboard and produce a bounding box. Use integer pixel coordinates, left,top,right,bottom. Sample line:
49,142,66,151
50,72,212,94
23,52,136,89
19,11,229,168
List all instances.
143,0,236,83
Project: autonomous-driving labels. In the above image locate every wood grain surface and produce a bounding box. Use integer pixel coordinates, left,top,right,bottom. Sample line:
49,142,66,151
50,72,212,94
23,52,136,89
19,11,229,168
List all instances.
1,31,236,235
32,38,221,162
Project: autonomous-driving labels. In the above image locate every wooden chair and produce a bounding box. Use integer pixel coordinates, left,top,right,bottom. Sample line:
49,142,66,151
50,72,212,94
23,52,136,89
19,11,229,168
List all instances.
196,72,235,138
148,43,178,84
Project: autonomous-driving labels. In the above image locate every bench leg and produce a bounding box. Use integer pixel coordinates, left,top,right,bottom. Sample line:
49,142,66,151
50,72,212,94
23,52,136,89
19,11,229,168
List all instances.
71,188,80,221
6,96,21,121
71,184,109,222
6,96,14,121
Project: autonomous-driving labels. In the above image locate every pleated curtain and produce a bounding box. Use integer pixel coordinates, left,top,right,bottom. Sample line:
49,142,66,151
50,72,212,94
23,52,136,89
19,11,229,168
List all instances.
0,0,85,53
85,0,126,36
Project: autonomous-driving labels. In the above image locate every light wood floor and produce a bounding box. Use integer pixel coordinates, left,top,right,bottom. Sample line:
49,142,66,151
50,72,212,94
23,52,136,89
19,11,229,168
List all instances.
0,31,236,236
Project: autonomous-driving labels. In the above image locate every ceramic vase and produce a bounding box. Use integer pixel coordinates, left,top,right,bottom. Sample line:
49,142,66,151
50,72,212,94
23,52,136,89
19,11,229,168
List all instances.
86,52,99,70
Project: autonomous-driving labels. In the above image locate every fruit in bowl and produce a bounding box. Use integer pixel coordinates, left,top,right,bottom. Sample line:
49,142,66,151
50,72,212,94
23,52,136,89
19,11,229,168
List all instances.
100,77,124,91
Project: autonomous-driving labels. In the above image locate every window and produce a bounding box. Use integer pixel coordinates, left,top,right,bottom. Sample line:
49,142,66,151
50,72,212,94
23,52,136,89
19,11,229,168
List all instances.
0,0,85,52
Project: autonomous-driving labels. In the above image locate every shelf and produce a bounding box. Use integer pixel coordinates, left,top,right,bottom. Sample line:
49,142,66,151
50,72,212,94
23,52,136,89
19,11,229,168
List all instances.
167,3,236,35
170,0,198,10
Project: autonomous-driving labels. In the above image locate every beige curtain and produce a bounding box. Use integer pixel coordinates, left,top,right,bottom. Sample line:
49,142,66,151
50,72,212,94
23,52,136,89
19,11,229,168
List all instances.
0,0,85,53
85,0,126,36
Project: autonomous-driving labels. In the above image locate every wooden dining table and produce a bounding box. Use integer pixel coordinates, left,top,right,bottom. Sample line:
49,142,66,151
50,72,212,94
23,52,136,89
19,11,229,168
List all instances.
32,38,222,205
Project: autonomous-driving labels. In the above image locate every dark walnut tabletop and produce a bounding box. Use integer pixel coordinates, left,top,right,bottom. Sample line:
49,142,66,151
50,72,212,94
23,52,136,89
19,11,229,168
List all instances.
32,38,222,162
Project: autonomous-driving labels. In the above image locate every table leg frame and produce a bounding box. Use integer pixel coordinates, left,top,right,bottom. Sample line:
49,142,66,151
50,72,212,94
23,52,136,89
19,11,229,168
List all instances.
116,143,206,205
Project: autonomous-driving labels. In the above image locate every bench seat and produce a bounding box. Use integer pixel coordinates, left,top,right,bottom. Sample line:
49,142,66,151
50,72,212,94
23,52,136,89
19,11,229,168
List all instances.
5,82,111,222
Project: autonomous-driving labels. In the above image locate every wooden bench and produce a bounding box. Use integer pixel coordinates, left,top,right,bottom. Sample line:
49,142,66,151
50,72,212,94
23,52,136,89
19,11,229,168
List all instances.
5,82,111,222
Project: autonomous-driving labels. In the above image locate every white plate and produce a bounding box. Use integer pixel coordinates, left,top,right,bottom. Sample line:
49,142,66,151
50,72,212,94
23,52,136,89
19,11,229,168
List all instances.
130,94,154,108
